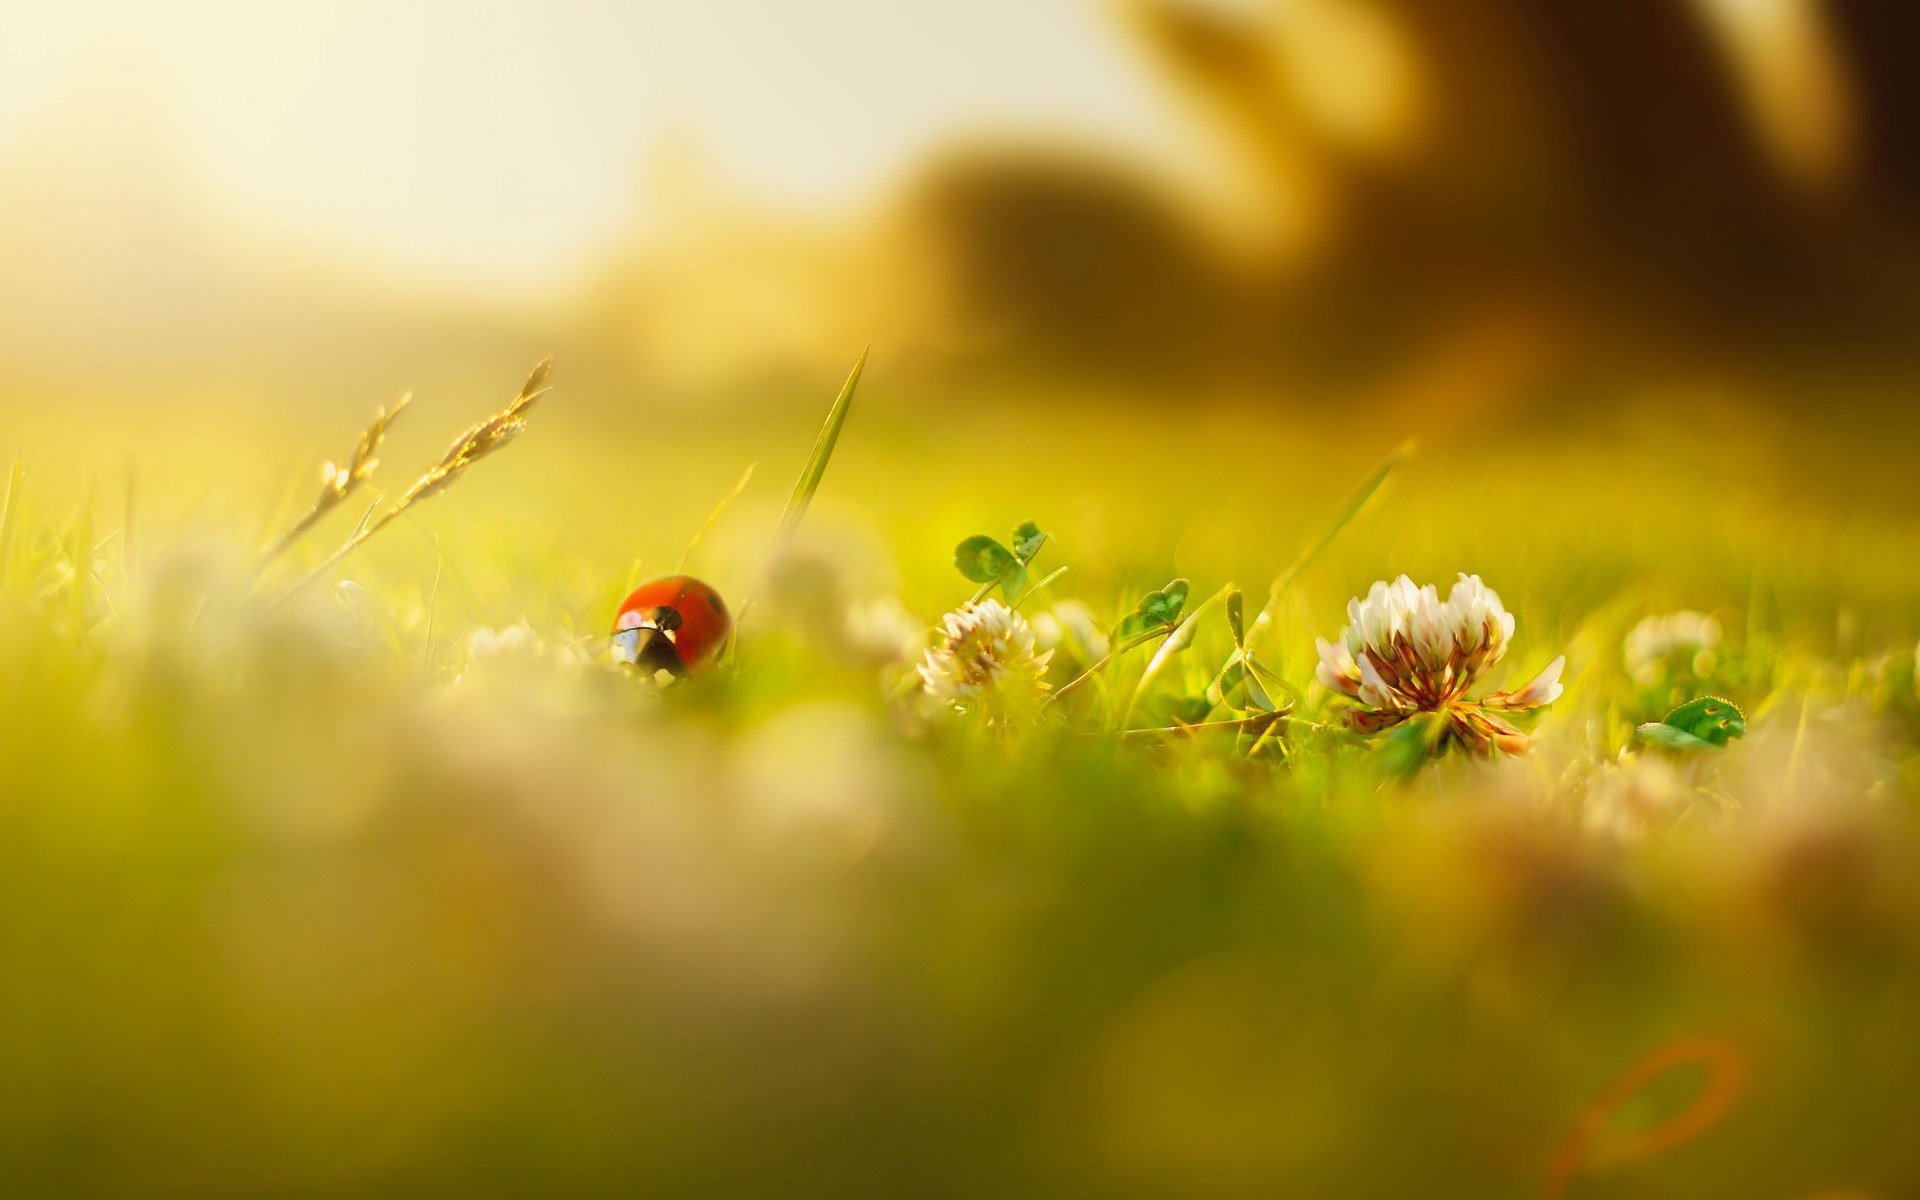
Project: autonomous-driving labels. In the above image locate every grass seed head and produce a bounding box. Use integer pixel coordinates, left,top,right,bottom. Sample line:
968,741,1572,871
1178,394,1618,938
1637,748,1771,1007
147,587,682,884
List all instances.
401,359,550,507
263,392,412,565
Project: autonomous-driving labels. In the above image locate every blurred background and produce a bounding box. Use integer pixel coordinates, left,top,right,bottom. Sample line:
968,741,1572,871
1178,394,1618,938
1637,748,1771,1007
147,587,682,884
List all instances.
5,0,1919,692
3,0,1918,417
4,0,1917,612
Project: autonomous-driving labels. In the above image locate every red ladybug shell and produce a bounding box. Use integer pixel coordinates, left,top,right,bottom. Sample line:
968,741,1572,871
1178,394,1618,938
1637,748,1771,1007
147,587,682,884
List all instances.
613,575,732,671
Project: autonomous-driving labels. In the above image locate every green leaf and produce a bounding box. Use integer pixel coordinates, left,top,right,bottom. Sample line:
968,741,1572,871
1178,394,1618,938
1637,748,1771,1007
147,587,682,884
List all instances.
1635,722,1719,753
1253,439,1411,642
954,535,1019,585
1113,578,1190,641
1205,659,1239,709
1226,589,1245,649
1120,584,1233,731
1011,520,1046,564
1154,579,1190,624
1238,662,1275,712
1207,656,1275,714
1659,696,1747,746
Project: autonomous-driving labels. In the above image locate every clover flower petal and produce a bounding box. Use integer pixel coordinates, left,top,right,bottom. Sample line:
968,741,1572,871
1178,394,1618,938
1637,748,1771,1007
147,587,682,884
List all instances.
1484,654,1566,712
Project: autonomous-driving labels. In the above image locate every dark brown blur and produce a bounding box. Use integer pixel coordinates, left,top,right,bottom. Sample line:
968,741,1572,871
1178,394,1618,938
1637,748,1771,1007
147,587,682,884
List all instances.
3,0,1916,423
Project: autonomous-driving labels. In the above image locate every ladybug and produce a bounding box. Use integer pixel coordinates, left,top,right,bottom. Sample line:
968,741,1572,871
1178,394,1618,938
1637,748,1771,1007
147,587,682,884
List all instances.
611,575,732,676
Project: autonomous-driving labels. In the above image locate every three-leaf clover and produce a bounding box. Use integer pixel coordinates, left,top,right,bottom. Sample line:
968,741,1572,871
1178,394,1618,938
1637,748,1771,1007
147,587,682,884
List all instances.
1114,579,1189,641
953,520,1050,600
1635,696,1747,753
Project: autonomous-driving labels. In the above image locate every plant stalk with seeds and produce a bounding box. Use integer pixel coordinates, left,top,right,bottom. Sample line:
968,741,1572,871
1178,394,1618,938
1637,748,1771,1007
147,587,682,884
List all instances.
260,393,412,567
279,358,551,599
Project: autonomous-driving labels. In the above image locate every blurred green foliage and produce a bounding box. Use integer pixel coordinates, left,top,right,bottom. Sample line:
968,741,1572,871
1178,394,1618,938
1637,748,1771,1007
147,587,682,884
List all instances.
1,386,1919,1197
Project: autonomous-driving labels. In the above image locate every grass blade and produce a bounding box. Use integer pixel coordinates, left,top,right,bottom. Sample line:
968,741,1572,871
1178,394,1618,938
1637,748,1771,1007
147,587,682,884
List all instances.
1118,583,1235,732
1256,438,1412,627
773,348,866,551
675,463,757,575
724,350,868,662
0,459,23,588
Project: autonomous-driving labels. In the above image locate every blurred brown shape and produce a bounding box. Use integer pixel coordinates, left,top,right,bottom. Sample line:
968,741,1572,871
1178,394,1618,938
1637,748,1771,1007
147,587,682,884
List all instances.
880,0,1920,398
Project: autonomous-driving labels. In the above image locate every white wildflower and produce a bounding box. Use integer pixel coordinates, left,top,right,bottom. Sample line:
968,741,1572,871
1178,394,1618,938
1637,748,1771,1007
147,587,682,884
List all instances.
916,599,1053,718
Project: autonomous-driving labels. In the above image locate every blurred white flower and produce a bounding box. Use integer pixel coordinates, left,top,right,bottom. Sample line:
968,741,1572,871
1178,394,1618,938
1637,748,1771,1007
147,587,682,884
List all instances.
459,622,599,684
1029,600,1109,667
1624,610,1722,684
916,599,1052,718
466,621,545,665
842,595,928,667
1315,574,1563,754
1583,756,1690,842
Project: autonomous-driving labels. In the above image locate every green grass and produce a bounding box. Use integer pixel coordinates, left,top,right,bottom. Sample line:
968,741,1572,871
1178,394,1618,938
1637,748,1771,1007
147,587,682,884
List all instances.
1,374,1919,1197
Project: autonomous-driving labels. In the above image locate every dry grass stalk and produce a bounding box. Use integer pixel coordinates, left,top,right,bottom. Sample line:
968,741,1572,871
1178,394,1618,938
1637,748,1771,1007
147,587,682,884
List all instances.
279,358,552,599
398,357,550,508
260,393,411,565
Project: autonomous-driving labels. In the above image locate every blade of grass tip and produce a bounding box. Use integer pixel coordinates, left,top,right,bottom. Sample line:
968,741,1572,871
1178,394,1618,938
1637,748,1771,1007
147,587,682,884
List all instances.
423,552,443,668
1252,438,1412,637
1043,626,1176,709
399,510,484,620
774,348,866,550
511,356,555,414
726,348,868,660
67,494,95,633
0,459,24,588
121,464,135,577
675,462,756,575
1010,565,1068,609
1782,694,1812,799
269,492,389,607
1117,583,1234,733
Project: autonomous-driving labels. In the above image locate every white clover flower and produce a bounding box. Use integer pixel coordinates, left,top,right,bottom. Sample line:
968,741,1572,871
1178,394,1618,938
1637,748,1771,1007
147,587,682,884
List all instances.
916,599,1053,718
1315,573,1563,754
1624,610,1722,684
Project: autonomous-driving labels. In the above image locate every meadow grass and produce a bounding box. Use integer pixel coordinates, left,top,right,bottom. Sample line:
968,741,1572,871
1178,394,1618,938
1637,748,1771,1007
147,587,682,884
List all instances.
1,370,1918,1197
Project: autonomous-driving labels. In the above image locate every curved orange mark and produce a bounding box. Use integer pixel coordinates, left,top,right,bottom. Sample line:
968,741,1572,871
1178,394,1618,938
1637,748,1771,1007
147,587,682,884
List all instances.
1542,1034,1751,1199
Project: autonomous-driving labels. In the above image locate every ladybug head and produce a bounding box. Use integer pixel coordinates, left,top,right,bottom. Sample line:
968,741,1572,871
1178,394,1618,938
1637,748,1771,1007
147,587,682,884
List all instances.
611,575,731,676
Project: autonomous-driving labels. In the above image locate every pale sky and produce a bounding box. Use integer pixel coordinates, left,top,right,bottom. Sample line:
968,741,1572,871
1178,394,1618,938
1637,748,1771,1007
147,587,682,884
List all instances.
0,1,1191,291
